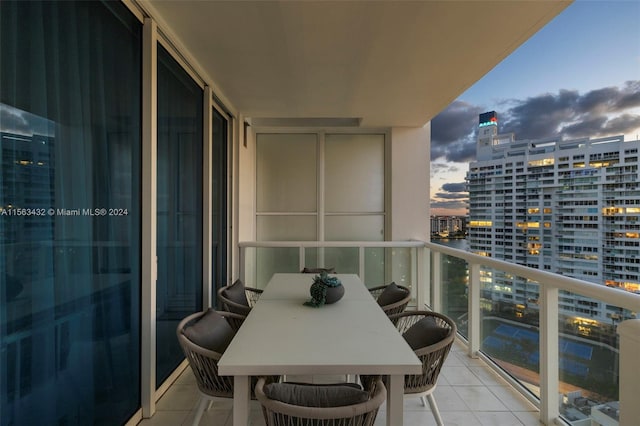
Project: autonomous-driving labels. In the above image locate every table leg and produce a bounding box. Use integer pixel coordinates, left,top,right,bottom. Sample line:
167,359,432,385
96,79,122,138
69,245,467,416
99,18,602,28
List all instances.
233,375,250,426
387,374,404,426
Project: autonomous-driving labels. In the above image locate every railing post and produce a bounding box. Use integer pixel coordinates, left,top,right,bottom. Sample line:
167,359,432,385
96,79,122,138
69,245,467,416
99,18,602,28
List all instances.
617,319,640,426
359,246,365,284
468,263,480,358
239,245,245,283
539,285,559,425
430,249,440,312
299,246,305,271
410,247,417,307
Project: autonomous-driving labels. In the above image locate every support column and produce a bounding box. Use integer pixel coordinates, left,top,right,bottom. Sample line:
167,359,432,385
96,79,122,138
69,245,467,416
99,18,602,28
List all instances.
617,319,640,426
539,286,559,425
468,263,480,357
141,16,158,418
430,250,440,311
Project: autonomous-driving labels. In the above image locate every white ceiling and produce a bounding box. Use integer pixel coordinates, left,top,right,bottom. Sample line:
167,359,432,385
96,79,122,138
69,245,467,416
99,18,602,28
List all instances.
143,0,571,127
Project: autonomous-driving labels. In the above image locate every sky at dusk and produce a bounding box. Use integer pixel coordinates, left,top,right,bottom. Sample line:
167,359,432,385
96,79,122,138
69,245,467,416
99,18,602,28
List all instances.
430,0,640,216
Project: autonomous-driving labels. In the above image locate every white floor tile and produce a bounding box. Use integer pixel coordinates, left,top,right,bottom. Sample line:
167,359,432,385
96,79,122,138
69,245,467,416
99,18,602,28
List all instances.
175,368,196,385
432,385,470,412
138,411,190,426
474,411,525,426
487,385,538,412
442,351,467,367
441,366,485,386
402,409,442,425
468,365,509,386
156,384,200,412
187,406,231,426
453,385,509,411
512,410,543,426
439,411,483,426
454,352,488,368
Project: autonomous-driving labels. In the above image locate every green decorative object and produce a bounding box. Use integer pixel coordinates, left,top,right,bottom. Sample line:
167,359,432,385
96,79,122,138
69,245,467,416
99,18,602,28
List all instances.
304,271,344,307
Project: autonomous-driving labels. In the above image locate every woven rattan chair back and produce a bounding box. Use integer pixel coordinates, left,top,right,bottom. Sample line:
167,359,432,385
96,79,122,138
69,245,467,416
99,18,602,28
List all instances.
389,310,457,426
255,376,386,426
217,284,263,328
177,310,244,425
369,283,412,317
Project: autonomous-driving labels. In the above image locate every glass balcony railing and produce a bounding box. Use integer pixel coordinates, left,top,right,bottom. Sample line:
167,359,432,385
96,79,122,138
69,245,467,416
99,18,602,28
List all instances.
239,241,424,302
426,241,639,426
240,239,640,426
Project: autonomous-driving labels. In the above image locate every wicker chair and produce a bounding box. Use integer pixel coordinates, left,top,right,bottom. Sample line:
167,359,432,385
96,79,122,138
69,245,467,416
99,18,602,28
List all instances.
217,279,263,329
368,282,412,317
178,310,279,425
390,310,456,426
255,376,386,426
177,310,244,426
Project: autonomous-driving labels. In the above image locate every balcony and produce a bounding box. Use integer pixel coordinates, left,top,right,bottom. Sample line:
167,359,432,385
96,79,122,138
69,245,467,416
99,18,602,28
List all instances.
142,240,640,426
2,1,594,425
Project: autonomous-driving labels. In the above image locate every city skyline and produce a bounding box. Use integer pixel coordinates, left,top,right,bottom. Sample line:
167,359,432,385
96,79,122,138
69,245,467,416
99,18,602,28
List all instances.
430,0,640,216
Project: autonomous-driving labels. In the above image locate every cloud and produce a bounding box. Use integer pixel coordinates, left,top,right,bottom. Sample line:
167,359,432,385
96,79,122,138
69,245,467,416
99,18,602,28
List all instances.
430,100,483,163
430,162,450,175
430,181,468,211
601,113,640,135
430,199,467,212
615,81,640,110
434,192,467,200
560,116,609,138
501,80,640,140
501,90,579,139
430,162,463,180
0,103,55,136
430,81,640,167
0,105,31,135
441,182,467,193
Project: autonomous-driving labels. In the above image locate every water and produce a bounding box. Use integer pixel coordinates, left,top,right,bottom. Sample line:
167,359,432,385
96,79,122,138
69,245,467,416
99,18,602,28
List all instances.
432,238,468,251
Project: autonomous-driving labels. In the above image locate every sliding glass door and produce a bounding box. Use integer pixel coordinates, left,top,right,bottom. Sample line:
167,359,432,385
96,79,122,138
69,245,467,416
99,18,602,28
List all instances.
156,45,203,386
0,1,142,424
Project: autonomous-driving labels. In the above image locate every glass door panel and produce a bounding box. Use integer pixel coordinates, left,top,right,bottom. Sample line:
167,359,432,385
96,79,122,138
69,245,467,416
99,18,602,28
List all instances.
0,1,142,424
156,44,203,386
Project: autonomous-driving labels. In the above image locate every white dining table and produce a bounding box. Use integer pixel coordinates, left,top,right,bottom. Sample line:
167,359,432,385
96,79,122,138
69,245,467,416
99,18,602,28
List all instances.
218,273,422,426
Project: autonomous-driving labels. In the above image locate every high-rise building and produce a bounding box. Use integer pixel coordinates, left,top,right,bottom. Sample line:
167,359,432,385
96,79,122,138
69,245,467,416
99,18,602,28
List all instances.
467,111,640,323
430,215,467,238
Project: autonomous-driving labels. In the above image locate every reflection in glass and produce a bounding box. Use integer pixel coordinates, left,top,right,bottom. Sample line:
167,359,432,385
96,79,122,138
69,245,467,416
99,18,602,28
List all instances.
479,273,541,398
435,245,623,424
156,45,203,386
437,253,470,338
557,302,620,424
0,1,141,424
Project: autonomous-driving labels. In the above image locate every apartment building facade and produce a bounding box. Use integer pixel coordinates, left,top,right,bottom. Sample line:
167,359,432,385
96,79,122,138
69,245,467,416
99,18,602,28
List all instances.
467,111,640,324
430,215,467,238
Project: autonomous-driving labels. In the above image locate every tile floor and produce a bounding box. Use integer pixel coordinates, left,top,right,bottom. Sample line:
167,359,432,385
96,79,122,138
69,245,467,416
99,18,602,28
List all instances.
139,339,541,426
